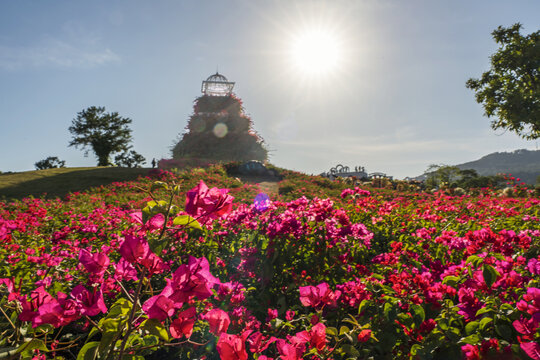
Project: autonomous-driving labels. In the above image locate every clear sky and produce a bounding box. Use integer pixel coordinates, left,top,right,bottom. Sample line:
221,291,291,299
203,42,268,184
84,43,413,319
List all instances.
0,0,538,178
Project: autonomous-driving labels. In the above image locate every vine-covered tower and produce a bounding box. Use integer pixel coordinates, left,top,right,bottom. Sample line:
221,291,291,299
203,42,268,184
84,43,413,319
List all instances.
172,72,268,162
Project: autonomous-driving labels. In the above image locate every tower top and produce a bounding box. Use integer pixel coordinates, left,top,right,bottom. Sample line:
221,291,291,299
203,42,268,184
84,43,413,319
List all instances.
201,72,235,96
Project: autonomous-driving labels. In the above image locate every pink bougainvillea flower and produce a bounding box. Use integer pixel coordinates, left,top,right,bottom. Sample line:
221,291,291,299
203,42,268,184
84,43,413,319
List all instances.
185,180,234,221
142,295,176,321
247,331,277,354
32,292,80,328
521,342,540,360
357,329,371,342
70,285,107,317
140,252,165,275
205,308,230,335
18,286,54,322
114,258,138,281
309,322,327,351
170,306,196,339
78,249,110,275
217,333,248,360
164,256,220,304
461,344,480,360
130,211,165,231
299,282,341,308
276,339,303,360
119,235,150,264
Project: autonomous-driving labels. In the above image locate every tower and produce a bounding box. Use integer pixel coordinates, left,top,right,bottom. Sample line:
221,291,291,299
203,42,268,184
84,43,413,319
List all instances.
172,72,267,162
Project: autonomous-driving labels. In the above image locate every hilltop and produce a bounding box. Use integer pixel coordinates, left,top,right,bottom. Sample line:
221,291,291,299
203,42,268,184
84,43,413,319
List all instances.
454,149,540,184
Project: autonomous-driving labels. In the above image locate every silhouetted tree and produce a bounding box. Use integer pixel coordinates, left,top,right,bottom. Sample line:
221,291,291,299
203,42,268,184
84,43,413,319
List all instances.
35,156,66,170
114,150,146,168
466,24,540,139
69,106,133,166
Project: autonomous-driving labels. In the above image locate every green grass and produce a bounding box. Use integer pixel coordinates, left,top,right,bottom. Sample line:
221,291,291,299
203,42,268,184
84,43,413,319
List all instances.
0,167,151,200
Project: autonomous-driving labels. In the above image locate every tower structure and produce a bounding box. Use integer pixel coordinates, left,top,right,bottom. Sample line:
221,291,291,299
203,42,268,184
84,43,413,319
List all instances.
172,72,267,162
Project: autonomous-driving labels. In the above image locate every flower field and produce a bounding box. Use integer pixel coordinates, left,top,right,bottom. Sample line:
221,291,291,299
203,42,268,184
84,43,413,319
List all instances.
0,166,539,360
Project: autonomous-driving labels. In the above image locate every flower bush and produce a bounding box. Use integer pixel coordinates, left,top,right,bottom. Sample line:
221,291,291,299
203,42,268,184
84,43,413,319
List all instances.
0,167,538,359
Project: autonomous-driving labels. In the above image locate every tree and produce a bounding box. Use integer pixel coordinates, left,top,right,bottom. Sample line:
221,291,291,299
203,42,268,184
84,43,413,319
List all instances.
35,156,66,170
69,106,134,166
466,23,540,140
114,150,146,168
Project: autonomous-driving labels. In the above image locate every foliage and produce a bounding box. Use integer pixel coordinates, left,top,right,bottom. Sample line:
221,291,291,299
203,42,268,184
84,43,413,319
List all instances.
69,106,135,166
172,95,268,162
424,164,505,190
114,150,146,168
0,167,539,359
466,23,540,140
34,156,66,170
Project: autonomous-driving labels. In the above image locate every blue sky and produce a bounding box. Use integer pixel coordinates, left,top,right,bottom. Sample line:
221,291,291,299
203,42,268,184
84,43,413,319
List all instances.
0,0,538,178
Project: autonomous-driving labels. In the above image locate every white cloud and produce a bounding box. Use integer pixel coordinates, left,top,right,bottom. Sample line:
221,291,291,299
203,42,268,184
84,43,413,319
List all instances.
0,37,120,70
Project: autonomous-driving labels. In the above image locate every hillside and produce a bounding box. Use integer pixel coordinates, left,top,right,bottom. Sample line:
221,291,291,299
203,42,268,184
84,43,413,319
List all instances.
0,167,150,199
454,149,540,184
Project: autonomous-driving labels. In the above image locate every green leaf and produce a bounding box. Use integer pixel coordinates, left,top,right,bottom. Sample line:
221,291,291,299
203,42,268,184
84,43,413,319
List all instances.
482,264,499,288
465,321,479,335
76,342,99,360
460,334,481,345
494,323,512,341
326,327,338,336
141,318,169,342
339,326,350,335
476,307,494,317
341,344,360,357
479,317,493,331
383,302,397,322
410,304,425,327
358,299,369,315
16,339,48,357
173,215,202,230
442,275,460,286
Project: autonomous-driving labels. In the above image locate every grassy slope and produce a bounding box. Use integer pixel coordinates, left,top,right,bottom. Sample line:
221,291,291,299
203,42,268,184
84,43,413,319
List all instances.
0,167,151,200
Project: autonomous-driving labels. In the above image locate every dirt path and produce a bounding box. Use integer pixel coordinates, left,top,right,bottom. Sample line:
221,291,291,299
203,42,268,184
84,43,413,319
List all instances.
238,175,280,196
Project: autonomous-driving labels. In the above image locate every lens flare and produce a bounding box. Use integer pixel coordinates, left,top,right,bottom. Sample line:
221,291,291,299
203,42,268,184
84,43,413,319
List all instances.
213,123,228,138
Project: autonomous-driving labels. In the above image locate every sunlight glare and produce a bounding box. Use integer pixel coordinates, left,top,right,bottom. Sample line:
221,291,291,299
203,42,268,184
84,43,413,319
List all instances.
290,29,342,75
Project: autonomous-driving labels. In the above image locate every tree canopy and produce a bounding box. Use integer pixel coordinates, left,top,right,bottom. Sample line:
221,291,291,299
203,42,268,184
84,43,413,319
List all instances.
466,23,540,140
69,106,134,166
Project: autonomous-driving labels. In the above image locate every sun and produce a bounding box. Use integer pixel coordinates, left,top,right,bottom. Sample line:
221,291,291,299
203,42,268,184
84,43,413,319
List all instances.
289,28,343,76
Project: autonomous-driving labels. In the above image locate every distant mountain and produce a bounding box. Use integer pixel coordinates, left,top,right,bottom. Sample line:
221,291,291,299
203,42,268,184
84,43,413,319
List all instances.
454,149,540,184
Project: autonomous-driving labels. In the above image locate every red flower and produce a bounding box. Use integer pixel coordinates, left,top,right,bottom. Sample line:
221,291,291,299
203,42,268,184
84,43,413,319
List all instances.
217,333,248,360
205,308,230,335
170,307,196,339
357,329,371,342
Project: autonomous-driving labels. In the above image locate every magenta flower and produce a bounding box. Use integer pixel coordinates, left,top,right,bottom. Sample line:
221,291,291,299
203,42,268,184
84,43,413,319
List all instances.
119,235,149,264
185,180,234,221
521,342,540,360
18,286,54,322
142,295,176,321
164,256,220,304
78,249,110,275
170,306,196,339
70,285,107,317
205,308,230,335
114,258,138,281
299,282,341,308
